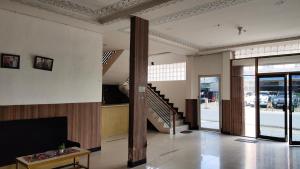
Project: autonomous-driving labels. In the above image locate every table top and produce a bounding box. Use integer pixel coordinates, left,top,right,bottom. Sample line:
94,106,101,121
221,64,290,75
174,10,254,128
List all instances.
16,147,90,166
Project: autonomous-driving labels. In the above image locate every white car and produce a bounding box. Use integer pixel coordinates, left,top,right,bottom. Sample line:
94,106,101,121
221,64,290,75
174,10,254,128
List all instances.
259,93,269,107
245,95,255,107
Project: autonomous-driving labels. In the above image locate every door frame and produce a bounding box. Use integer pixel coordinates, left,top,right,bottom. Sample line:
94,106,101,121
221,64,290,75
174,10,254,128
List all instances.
198,75,222,132
256,74,288,142
289,73,300,145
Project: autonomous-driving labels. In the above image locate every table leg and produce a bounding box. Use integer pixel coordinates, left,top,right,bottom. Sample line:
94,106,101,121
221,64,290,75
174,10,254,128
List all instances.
16,161,18,169
73,157,76,168
87,154,90,169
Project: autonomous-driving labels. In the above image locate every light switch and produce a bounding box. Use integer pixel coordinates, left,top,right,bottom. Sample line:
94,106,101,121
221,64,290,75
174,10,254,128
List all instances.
138,86,146,93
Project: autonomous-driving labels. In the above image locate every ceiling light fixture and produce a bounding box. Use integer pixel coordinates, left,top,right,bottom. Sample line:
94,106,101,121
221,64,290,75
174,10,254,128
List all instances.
237,26,246,35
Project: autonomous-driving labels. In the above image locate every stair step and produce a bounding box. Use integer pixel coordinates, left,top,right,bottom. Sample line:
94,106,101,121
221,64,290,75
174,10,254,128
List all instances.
151,87,156,90
170,125,189,133
174,119,184,126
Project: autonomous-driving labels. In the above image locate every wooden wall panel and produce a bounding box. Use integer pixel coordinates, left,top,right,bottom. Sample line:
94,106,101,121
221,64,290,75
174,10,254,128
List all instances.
221,100,231,134
230,66,245,136
0,102,101,150
185,99,198,130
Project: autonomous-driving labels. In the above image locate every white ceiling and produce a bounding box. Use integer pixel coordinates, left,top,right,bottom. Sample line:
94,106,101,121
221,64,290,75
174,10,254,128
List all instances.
148,0,300,50
5,0,300,55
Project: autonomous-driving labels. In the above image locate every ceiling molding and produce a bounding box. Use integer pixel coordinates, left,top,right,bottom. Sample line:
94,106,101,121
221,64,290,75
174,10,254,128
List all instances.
150,0,254,26
12,0,97,17
134,0,183,16
116,0,256,52
118,27,200,51
97,0,151,18
197,35,300,55
149,29,201,50
98,0,178,24
12,0,182,24
100,0,182,25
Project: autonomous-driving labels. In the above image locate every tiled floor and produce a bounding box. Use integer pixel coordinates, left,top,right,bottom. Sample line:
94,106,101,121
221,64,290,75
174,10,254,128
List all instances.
84,131,300,169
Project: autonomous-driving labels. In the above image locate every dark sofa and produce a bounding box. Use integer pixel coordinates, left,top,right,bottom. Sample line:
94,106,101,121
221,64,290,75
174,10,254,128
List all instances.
0,117,80,166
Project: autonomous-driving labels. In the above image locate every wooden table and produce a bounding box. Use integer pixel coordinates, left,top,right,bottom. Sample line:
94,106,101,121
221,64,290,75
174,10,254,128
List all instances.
16,147,90,169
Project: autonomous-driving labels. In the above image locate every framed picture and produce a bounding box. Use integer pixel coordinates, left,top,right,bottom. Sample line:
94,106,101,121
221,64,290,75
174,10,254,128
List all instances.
34,56,54,71
1,53,20,69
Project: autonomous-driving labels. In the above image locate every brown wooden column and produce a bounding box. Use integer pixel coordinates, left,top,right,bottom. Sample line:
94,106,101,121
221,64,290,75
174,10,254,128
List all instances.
231,65,245,136
128,16,149,168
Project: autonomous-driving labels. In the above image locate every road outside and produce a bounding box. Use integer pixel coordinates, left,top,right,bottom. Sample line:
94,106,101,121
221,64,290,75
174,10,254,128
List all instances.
201,102,300,141
200,102,220,130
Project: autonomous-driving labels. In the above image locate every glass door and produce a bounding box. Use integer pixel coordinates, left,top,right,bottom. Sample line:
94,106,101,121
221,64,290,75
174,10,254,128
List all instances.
257,75,287,142
199,76,220,130
289,74,300,145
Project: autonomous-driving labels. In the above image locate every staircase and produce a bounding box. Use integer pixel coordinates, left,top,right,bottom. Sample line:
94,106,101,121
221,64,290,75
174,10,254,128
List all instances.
102,50,124,75
119,80,189,134
102,51,188,134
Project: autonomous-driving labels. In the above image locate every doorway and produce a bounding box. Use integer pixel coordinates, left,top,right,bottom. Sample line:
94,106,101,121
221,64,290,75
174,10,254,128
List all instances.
199,76,221,131
257,73,300,145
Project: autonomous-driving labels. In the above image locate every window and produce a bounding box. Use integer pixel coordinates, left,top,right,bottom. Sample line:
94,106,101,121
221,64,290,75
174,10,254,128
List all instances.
148,62,186,81
234,40,300,59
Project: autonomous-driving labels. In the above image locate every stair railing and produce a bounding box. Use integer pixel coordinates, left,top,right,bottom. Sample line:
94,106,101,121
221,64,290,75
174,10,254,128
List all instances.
146,86,176,135
102,51,116,64
119,79,177,135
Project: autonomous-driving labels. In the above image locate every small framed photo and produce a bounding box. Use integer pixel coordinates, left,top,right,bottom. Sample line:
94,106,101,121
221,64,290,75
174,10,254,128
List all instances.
1,53,20,69
34,56,54,71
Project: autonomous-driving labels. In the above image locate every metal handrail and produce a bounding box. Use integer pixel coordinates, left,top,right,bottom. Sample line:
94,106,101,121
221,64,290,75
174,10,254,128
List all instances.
146,92,170,126
146,86,177,134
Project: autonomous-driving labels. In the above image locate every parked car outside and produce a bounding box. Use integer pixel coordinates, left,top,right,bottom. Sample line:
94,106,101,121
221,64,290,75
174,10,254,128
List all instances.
259,93,269,107
245,94,255,107
272,93,300,109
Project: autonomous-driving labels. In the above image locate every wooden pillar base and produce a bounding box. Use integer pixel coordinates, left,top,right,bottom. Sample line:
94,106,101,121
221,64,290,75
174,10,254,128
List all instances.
127,159,147,168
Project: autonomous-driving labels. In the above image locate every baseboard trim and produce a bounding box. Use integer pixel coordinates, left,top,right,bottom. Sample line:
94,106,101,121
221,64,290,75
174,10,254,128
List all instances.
89,146,101,152
127,159,146,168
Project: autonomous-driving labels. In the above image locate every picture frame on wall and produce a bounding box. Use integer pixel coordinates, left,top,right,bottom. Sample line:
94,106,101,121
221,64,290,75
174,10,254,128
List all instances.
34,56,54,71
1,53,20,69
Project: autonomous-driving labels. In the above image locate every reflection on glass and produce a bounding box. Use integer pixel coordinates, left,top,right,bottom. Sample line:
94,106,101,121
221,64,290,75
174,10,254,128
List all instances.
259,77,285,138
291,75,300,142
244,74,256,137
200,77,220,130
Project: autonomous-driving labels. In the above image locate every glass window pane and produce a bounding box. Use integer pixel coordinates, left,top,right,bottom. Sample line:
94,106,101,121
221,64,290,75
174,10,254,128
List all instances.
258,55,300,73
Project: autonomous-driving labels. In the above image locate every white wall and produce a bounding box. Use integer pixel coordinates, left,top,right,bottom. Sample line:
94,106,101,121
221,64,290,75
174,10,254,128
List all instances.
149,53,187,114
186,51,231,100
151,81,186,114
0,9,103,105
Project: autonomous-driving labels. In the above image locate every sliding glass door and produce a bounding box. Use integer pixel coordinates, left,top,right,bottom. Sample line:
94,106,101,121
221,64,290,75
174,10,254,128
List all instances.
257,75,287,141
289,74,300,145
199,76,220,130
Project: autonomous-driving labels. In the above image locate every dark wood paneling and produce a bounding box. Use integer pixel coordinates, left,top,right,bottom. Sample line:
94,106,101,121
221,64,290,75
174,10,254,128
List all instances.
221,100,231,134
230,66,245,136
185,99,198,130
0,102,101,149
128,16,149,167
